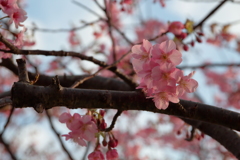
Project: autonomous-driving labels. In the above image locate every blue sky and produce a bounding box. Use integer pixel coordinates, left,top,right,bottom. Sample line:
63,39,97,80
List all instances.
7,1,240,159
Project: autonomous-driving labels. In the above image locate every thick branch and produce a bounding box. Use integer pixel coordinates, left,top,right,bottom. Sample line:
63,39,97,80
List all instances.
11,82,240,132
183,118,240,159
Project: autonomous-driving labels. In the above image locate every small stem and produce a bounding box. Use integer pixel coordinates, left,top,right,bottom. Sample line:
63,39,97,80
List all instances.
104,110,122,132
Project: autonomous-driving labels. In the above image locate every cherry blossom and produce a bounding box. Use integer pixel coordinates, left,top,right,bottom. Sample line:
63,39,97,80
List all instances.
59,112,81,130
62,131,87,146
152,87,179,110
132,39,152,63
135,20,168,43
9,7,27,28
106,149,119,160
152,40,182,66
0,0,16,14
168,21,184,35
151,63,182,88
77,115,98,141
88,150,105,160
69,30,81,47
59,112,98,146
177,71,198,96
14,27,27,48
131,39,198,110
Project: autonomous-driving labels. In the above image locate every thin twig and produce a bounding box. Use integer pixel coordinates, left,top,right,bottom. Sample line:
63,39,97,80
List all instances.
111,24,134,45
72,0,105,20
31,19,101,33
81,142,91,160
45,110,74,160
179,62,240,70
93,0,105,11
185,127,196,141
193,0,228,30
0,135,17,160
104,1,117,62
0,107,14,136
104,110,122,132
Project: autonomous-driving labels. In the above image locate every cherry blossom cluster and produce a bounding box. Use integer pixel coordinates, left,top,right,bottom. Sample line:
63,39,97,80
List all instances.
131,39,198,109
59,110,119,160
0,0,27,28
0,0,29,59
59,112,98,146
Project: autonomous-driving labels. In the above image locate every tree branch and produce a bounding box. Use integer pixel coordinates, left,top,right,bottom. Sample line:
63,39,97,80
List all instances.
0,49,136,89
11,82,240,132
193,0,228,29
45,110,74,160
183,118,240,159
0,135,17,160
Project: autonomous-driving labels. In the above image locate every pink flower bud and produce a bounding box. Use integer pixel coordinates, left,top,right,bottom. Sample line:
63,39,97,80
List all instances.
190,41,195,47
100,110,105,117
108,137,118,148
168,21,184,35
106,149,119,160
183,44,189,51
196,36,202,43
88,150,105,160
102,139,108,147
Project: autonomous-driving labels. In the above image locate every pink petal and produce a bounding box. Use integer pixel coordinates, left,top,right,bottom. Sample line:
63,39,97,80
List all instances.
159,40,176,53
59,112,71,123
131,45,142,54
142,39,152,53
185,79,198,93
169,50,182,65
81,115,91,123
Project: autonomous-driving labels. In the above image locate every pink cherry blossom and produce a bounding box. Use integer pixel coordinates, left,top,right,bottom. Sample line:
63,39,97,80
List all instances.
0,40,11,59
0,0,16,14
151,63,182,89
77,115,98,141
131,39,198,110
14,27,27,48
152,40,182,66
59,112,98,146
136,79,154,96
135,20,168,43
9,7,27,28
69,30,81,47
168,21,184,35
106,149,119,160
137,60,158,85
177,71,198,96
59,112,81,130
152,87,179,110
121,0,133,5
62,131,87,146
88,150,105,160
132,39,152,63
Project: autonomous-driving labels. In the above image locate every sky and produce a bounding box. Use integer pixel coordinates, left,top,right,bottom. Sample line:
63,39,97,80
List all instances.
4,0,240,159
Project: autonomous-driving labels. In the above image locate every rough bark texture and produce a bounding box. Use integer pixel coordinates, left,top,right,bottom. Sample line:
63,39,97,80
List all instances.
11,80,240,158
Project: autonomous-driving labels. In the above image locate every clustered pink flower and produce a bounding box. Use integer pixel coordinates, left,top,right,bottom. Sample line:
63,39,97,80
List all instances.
131,39,198,109
0,0,27,28
88,149,119,160
168,21,185,36
106,149,119,160
68,30,81,47
88,150,105,160
59,112,98,146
